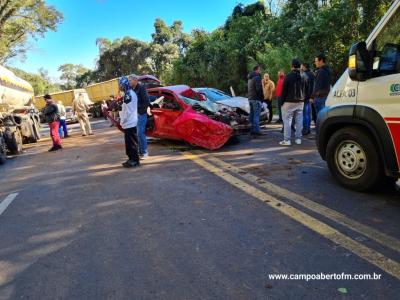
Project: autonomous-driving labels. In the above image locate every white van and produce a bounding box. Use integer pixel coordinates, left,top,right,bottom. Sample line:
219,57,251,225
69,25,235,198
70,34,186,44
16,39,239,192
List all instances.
317,0,400,191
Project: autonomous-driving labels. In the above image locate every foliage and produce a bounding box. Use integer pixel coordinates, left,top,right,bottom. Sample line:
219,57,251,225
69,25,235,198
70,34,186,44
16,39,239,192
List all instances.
0,0,63,63
9,66,59,95
45,0,394,96
58,63,90,90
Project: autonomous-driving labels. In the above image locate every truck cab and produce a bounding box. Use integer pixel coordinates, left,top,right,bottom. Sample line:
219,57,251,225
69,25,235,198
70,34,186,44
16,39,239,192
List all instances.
317,0,400,191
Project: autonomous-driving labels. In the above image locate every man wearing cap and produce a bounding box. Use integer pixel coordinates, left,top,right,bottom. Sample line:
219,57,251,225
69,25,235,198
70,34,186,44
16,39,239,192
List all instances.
43,94,62,151
129,74,150,159
279,59,307,146
119,76,140,168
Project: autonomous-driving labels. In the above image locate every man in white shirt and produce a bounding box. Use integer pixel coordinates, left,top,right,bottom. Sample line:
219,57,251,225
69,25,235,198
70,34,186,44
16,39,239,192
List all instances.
72,93,93,136
57,101,69,138
119,76,140,168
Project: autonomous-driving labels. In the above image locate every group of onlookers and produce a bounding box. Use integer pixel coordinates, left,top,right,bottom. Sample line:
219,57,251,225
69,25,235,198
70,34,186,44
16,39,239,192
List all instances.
248,53,331,146
42,74,150,167
112,75,150,168
42,93,93,152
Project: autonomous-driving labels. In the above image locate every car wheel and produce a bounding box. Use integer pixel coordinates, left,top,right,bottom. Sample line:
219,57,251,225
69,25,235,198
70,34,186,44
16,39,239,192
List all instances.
326,127,382,192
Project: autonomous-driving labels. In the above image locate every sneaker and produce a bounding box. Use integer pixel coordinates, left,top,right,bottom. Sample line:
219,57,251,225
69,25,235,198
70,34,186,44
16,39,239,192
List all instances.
140,153,149,160
279,140,291,146
82,134,87,137
295,139,302,145
302,130,310,136
89,133,94,136
48,145,62,152
122,160,140,168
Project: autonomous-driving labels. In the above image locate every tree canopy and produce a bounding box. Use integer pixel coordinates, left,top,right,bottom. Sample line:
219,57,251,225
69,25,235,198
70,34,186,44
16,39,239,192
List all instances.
0,0,63,63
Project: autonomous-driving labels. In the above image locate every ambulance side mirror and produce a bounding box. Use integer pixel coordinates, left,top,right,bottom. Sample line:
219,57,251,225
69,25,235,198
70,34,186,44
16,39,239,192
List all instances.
348,42,372,82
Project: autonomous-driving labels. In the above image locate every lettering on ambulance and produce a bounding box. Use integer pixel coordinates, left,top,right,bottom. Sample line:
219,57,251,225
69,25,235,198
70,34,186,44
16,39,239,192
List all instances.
385,117,400,166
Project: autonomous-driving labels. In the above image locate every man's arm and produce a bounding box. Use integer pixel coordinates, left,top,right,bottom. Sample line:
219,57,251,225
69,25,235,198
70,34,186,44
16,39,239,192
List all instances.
281,76,289,103
255,76,263,99
270,81,276,99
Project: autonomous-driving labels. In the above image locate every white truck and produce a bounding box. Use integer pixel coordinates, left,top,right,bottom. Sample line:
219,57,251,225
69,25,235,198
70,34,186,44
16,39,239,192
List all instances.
317,0,400,191
0,65,41,164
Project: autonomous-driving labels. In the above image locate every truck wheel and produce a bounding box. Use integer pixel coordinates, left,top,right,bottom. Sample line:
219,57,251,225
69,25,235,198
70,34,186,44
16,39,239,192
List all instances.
31,118,41,142
5,129,23,155
0,138,6,165
326,127,382,192
0,151,5,164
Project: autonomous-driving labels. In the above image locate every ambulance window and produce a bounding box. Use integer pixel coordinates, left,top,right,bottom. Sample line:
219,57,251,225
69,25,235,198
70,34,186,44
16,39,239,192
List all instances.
373,8,400,75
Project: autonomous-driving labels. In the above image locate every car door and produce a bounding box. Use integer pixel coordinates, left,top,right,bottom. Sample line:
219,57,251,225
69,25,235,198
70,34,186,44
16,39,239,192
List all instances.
151,92,183,139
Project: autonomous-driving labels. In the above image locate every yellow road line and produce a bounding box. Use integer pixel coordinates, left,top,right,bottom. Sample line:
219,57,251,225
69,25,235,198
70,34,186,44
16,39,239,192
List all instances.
200,152,400,254
182,152,400,279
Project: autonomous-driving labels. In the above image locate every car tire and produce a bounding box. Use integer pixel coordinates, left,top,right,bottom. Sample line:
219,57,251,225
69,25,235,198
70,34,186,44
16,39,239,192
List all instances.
5,128,23,155
326,126,382,192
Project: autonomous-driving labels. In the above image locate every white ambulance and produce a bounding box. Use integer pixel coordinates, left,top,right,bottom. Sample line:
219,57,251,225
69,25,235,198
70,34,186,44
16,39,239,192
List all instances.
317,0,400,191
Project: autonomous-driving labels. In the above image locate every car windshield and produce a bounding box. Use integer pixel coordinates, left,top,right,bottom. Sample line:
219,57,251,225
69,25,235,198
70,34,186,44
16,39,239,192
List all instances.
178,95,219,113
200,89,231,102
66,108,72,112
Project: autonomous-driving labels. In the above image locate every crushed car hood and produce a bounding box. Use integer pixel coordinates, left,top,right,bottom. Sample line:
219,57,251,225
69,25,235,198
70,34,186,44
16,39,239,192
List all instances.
215,96,250,114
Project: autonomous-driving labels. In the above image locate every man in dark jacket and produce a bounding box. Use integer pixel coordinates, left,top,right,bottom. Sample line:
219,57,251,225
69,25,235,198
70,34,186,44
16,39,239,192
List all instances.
280,59,307,146
129,74,150,158
43,94,62,152
312,53,331,117
301,63,315,135
248,65,264,136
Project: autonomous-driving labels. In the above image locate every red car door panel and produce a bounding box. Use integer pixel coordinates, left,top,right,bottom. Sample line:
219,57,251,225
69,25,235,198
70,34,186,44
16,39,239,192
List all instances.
173,108,233,150
151,109,182,139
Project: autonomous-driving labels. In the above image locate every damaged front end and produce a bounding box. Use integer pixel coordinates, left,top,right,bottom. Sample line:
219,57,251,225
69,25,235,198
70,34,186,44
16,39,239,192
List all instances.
180,95,250,136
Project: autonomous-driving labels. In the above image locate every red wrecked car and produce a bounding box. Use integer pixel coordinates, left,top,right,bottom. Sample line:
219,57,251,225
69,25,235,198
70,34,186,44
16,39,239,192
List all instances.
145,85,249,150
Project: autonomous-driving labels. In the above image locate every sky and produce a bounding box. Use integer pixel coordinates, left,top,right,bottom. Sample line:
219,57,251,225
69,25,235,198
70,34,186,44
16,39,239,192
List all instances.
9,0,255,81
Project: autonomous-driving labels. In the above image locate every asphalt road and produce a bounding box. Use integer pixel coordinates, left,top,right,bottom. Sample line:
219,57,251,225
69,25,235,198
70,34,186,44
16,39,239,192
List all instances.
0,119,399,300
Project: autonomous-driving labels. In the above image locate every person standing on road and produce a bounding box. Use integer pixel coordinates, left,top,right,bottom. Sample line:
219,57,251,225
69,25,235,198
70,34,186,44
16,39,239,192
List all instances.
279,59,307,146
72,93,93,136
301,63,315,136
248,65,264,137
43,94,62,152
101,100,108,120
275,70,285,124
57,101,69,138
262,73,275,124
129,74,150,159
312,53,331,117
119,76,140,168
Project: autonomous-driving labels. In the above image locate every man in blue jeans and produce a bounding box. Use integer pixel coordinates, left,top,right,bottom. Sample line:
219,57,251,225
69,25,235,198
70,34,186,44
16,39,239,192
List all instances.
129,75,150,159
300,63,315,135
312,54,331,118
247,65,264,137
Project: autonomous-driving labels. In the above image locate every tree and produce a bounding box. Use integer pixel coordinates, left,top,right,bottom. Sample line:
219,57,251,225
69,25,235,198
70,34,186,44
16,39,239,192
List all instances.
150,18,192,79
95,37,153,81
9,67,58,95
0,0,63,63
58,64,90,90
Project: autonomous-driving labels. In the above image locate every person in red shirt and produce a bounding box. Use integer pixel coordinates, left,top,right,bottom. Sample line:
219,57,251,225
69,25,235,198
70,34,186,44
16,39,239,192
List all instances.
275,69,285,124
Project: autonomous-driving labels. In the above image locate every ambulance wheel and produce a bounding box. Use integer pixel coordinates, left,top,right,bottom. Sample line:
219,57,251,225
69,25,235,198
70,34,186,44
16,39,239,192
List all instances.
326,126,382,192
